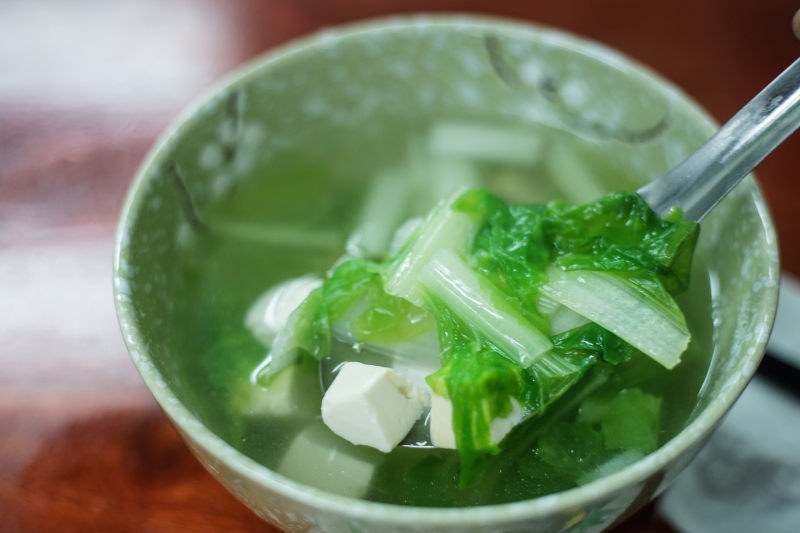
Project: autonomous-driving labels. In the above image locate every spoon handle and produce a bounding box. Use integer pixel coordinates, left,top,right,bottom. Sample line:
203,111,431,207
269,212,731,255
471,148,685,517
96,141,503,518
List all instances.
638,57,800,221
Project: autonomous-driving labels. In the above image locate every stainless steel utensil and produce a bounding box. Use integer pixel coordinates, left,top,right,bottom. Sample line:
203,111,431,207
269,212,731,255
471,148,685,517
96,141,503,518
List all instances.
638,57,800,221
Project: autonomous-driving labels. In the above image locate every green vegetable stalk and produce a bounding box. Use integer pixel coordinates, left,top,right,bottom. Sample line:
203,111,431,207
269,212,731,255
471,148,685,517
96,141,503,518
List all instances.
252,187,699,488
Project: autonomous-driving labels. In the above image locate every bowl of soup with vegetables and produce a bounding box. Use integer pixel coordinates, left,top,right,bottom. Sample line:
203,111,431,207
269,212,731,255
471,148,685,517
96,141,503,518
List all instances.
114,15,779,533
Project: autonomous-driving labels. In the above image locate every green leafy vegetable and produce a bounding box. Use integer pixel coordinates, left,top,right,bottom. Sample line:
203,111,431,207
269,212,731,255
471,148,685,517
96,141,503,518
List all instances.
578,387,662,454
418,248,554,369
259,258,430,380
543,192,699,295
251,186,697,490
454,189,551,332
262,287,327,379
269,260,376,371
552,322,639,366
350,282,435,344
536,421,604,476
540,269,689,369
383,190,477,306
424,293,595,488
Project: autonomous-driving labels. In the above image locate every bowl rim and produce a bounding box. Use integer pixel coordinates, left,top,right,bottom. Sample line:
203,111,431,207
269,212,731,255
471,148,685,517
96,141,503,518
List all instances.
114,13,780,526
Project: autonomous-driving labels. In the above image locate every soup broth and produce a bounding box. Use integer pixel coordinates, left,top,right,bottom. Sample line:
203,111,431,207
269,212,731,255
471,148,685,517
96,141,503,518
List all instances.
167,120,713,507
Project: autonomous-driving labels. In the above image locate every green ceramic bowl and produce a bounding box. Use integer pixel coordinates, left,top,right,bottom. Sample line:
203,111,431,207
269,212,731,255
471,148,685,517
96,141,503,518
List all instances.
114,15,779,533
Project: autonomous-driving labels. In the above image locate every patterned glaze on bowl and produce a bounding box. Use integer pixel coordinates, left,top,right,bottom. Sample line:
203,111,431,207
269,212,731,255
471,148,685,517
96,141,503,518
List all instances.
114,15,779,533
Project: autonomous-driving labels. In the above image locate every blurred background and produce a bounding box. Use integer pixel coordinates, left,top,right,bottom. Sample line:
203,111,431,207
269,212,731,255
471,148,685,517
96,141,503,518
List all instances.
1,1,799,531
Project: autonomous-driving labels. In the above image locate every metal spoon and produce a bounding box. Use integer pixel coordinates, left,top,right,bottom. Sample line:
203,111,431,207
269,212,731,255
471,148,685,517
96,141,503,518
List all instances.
638,57,800,221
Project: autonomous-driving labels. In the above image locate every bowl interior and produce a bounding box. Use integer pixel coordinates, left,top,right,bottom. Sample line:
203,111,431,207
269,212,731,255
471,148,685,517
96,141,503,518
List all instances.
115,15,778,519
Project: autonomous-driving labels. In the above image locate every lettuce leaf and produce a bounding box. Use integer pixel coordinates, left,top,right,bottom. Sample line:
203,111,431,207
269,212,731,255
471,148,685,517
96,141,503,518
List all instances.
418,248,554,369
551,322,639,366
454,189,551,333
578,387,662,454
257,258,431,380
543,192,699,295
383,189,477,306
540,269,689,369
536,421,604,476
252,187,693,491
424,290,595,488
350,282,435,344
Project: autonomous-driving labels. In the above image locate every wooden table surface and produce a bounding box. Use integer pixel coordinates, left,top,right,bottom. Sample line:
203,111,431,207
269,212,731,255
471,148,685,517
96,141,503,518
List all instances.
1,1,798,531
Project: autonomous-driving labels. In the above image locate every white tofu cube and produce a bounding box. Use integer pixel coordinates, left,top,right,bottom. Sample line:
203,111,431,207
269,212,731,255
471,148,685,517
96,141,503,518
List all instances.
429,393,457,449
321,363,431,453
430,393,525,449
277,422,382,499
245,275,322,346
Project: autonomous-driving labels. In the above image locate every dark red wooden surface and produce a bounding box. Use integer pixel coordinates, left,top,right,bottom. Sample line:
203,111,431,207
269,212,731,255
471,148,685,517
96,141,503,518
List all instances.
2,1,799,531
